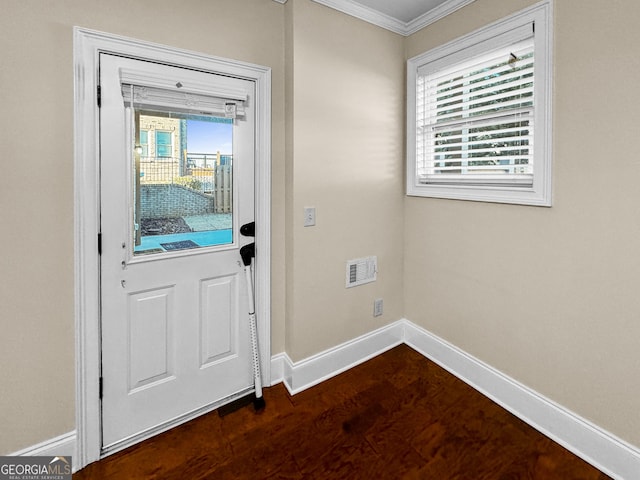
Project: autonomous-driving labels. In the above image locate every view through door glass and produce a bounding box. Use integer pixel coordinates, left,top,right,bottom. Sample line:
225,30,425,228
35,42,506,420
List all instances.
133,109,234,256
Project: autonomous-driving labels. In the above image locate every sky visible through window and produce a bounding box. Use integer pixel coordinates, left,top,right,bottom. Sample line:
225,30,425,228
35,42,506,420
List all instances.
187,119,232,154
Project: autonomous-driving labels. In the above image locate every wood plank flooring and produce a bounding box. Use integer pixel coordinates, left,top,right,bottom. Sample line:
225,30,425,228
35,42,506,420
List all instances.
74,345,611,479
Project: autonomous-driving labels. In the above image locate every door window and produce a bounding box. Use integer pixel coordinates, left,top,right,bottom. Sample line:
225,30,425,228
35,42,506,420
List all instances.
132,109,234,256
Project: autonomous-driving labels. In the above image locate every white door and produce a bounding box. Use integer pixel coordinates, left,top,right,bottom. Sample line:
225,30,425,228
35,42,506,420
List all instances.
99,53,255,449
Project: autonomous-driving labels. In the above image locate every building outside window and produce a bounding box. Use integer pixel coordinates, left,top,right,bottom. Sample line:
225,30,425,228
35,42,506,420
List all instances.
139,129,149,157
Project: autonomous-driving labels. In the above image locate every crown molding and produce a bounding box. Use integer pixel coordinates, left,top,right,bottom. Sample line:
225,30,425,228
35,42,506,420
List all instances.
311,0,407,35
311,0,477,36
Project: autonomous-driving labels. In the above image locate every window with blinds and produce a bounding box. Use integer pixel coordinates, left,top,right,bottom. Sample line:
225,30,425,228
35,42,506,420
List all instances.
407,1,552,206
417,39,534,186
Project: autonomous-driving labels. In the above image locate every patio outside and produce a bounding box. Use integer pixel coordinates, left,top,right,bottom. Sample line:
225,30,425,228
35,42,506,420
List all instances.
133,111,234,255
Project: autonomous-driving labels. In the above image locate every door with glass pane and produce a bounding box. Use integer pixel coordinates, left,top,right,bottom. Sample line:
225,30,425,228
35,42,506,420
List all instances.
99,53,255,449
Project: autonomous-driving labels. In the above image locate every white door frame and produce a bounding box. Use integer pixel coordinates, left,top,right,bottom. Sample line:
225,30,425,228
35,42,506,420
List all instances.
73,27,271,470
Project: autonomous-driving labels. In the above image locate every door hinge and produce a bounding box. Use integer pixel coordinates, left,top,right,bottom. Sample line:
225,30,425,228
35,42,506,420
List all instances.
98,232,102,255
99,377,103,399
97,85,102,108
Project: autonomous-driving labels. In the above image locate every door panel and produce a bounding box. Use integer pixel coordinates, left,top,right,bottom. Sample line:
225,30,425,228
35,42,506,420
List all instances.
128,287,175,392
200,275,239,367
99,53,255,448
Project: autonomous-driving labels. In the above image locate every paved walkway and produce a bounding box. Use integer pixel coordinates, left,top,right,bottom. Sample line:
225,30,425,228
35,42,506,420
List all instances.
183,213,232,232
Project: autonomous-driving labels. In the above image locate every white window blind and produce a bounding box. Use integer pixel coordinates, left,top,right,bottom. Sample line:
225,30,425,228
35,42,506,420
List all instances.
121,83,245,118
407,1,551,206
416,36,535,187
119,68,247,118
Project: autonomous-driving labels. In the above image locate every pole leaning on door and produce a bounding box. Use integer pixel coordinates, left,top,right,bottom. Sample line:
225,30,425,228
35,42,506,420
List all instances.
239,221,265,411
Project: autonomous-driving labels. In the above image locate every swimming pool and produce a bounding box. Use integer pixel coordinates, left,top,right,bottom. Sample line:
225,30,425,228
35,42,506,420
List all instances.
134,229,233,254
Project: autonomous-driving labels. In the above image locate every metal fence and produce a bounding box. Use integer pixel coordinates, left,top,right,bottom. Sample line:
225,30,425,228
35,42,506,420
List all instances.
139,155,233,213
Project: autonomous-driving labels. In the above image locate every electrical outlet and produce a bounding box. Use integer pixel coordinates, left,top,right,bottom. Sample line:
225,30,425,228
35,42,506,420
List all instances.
304,207,316,227
374,298,383,317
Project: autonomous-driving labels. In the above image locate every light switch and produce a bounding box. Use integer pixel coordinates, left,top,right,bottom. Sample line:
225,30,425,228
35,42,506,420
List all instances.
304,207,316,227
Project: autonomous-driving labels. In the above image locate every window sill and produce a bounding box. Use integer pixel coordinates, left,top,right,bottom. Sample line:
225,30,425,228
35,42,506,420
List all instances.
407,181,552,207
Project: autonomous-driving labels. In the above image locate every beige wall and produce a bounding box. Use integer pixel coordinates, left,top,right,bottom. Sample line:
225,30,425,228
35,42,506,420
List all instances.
4,0,639,461
0,0,286,454
284,0,405,361
405,0,640,447
0,0,404,455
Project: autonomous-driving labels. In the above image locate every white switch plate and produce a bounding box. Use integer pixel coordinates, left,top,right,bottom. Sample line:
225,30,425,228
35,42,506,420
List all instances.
304,207,316,227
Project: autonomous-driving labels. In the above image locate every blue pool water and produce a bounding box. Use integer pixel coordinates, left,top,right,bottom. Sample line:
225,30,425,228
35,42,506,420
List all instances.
134,229,233,253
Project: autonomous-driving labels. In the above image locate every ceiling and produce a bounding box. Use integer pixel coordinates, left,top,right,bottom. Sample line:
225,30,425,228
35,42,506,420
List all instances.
309,0,476,36
354,0,453,23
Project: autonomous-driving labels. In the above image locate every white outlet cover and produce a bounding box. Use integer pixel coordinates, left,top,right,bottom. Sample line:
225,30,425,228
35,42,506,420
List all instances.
374,298,383,317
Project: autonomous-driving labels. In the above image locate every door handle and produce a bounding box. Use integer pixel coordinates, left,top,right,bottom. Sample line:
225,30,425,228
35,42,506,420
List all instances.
240,221,255,237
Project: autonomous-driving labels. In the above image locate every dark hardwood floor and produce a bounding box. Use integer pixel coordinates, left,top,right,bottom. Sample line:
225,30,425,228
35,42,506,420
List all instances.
74,344,611,479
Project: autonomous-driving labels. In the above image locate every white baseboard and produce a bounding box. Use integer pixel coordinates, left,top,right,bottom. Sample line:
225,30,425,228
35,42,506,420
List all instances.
270,319,640,480
270,352,287,386
275,321,405,395
11,431,76,468
17,318,640,479
402,319,640,480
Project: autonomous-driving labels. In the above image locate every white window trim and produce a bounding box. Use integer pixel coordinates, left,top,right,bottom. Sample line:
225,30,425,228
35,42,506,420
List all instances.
407,0,553,206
